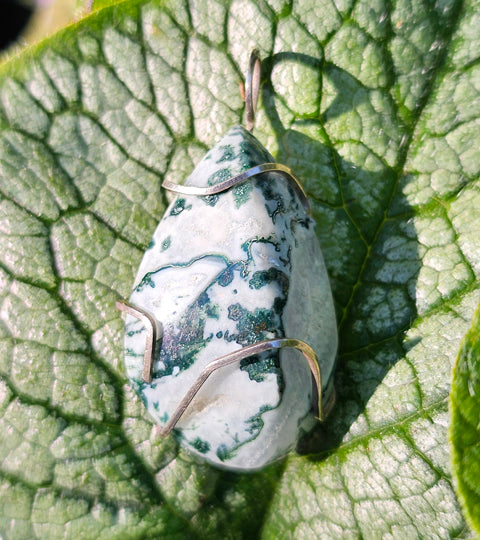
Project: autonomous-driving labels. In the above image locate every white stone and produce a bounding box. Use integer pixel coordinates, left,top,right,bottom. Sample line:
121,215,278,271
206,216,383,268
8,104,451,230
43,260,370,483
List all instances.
122,126,337,470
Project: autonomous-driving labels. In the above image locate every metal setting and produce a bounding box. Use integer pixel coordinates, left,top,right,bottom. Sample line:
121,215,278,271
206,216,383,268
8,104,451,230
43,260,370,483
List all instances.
116,300,161,383
245,49,261,131
117,300,327,435
158,337,324,436
162,162,311,214
321,375,336,420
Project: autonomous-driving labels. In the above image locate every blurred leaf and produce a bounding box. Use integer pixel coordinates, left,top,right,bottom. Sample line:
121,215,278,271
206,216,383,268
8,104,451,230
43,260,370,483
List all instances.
450,299,480,537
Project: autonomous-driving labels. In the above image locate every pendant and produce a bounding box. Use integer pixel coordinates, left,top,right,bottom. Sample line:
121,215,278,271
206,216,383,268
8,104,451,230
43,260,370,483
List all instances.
117,51,337,471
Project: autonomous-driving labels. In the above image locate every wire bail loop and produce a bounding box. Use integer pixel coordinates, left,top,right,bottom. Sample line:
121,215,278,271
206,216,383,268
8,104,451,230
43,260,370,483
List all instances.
245,49,261,131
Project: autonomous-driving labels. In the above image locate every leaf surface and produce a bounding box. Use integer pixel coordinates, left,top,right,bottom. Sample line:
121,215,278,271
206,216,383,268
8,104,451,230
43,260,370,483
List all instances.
0,0,479,538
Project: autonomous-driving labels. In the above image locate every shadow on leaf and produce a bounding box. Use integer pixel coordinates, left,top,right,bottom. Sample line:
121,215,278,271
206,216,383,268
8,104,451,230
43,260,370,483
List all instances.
259,52,422,460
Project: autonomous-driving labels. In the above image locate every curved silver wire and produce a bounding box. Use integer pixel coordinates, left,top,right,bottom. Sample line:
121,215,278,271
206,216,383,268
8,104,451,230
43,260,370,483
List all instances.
116,300,161,384
162,162,311,214
245,49,261,131
117,300,328,435
158,337,323,436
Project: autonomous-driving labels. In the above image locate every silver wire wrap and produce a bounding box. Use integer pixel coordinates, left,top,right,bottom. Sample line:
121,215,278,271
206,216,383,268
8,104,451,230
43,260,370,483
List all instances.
162,162,311,214
162,50,311,214
245,49,261,131
117,300,328,435
116,300,162,384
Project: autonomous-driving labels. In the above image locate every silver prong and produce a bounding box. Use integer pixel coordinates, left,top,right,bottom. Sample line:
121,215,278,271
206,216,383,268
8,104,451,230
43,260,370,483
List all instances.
158,338,324,436
117,301,331,433
116,300,161,383
162,163,311,214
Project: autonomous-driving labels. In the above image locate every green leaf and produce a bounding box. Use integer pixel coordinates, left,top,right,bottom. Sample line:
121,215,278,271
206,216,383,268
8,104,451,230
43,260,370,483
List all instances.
0,0,479,537
90,0,128,10
450,300,480,536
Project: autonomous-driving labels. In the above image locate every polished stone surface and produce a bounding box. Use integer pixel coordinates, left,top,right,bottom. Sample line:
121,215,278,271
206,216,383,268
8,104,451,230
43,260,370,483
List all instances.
122,126,337,470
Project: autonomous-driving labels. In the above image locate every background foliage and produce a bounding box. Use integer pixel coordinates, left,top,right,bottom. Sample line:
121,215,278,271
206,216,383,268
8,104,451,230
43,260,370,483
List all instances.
450,299,480,538
0,0,479,537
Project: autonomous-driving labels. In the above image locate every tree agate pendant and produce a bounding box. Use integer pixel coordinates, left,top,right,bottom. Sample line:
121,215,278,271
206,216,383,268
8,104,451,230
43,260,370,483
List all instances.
118,124,338,471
